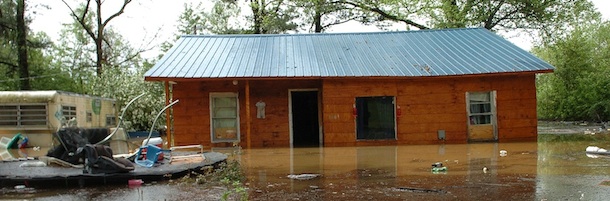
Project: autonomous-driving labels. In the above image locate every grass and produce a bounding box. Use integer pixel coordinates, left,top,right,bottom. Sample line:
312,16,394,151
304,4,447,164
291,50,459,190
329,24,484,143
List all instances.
538,133,610,142
177,159,247,201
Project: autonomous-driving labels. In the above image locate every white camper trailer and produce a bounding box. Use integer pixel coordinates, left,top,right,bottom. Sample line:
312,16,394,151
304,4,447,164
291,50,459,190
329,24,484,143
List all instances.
0,91,117,147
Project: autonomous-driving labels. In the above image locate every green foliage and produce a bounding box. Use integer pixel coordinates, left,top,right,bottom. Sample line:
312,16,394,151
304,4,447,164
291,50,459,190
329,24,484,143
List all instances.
202,1,246,34
172,0,297,36
538,133,610,142
337,0,600,42
51,10,165,131
535,21,610,122
87,62,165,131
0,1,53,90
184,160,247,201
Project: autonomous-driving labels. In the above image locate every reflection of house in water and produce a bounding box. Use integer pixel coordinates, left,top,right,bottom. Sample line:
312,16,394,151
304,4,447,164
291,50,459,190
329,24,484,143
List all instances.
145,28,554,148
240,143,538,197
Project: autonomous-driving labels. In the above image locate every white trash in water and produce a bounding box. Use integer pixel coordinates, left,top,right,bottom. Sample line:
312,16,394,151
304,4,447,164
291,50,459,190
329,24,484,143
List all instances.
19,161,47,167
586,146,600,152
499,150,508,157
287,174,320,180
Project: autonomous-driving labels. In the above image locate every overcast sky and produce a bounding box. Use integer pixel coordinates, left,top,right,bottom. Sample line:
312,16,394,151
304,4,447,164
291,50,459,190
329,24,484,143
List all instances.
30,0,610,59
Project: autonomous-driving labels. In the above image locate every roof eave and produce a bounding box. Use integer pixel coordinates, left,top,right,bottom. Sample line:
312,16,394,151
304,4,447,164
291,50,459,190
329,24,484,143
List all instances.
144,69,553,82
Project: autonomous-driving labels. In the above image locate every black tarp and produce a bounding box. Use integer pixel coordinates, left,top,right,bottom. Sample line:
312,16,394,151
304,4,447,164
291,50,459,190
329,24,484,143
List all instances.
46,128,110,165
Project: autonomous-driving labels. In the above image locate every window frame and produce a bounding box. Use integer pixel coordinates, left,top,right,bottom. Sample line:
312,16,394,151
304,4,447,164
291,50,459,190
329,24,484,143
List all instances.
86,111,92,122
61,105,77,121
209,92,240,143
355,96,397,140
466,91,496,125
106,114,116,126
0,104,48,128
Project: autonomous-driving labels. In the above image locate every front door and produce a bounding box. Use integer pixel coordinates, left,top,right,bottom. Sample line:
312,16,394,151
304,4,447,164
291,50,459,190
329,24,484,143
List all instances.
290,90,320,147
467,91,497,141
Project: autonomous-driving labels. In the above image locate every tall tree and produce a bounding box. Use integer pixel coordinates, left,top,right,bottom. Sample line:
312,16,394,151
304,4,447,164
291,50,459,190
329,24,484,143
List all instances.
293,0,368,33
0,0,18,83
61,0,133,76
51,11,99,93
52,12,164,131
535,21,610,121
169,0,297,36
201,1,245,34
337,0,600,39
16,0,29,90
247,0,297,34
0,0,51,90
338,0,430,30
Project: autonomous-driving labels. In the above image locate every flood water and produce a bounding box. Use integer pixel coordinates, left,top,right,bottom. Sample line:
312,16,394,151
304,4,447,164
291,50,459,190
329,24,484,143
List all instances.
3,135,610,200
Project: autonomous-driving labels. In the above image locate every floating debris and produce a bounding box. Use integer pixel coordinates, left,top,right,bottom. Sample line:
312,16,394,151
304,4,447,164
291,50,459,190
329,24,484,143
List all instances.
287,173,320,180
431,162,447,172
19,161,46,167
393,187,446,194
500,150,507,157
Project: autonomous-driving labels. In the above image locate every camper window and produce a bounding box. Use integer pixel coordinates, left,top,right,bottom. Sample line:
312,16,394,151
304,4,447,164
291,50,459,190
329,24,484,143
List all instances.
106,115,116,126
62,105,77,121
0,104,47,127
86,111,92,122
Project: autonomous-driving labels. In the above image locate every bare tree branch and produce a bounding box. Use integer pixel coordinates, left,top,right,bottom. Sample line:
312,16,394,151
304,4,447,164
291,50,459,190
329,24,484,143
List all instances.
100,0,133,29
61,0,96,40
338,0,429,30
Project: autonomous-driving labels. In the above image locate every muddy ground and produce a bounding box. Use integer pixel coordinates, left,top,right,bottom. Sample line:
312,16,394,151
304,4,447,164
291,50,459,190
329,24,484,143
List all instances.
2,121,610,200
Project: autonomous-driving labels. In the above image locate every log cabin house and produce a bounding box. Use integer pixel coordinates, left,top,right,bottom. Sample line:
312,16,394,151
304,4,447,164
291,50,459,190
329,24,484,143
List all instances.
145,28,554,148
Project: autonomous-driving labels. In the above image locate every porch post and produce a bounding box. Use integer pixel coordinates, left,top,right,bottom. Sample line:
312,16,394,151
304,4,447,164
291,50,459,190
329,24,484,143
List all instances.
164,81,172,147
245,80,251,149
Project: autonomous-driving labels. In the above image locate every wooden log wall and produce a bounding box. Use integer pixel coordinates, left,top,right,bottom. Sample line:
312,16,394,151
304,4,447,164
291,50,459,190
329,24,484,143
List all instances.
322,74,538,146
171,74,537,148
171,79,320,148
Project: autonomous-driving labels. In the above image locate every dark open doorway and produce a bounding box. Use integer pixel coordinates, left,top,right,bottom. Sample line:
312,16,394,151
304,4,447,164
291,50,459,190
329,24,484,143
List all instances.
290,90,320,147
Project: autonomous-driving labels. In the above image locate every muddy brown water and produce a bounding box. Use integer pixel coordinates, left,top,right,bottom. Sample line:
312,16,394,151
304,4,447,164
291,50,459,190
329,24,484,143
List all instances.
2,135,610,200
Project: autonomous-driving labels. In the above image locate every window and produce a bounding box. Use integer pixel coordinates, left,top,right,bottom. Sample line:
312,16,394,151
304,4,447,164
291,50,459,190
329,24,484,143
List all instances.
86,111,92,122
106,115,116,126
355,96,396,140
468,92,493,125
0,104,47,127
210,93,239,142
62,105,77,121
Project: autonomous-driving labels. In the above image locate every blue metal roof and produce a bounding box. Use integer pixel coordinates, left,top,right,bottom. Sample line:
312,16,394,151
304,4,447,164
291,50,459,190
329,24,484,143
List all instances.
145,28,553,80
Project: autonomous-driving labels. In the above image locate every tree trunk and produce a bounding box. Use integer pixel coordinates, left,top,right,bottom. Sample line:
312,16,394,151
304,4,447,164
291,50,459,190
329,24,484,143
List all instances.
313,0,323,33
96,0,103,76
16,0,30,90
251,0,262,34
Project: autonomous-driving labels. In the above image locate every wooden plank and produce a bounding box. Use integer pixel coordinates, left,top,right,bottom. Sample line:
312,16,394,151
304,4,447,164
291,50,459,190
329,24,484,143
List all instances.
498,127,537,140
324,122,355,133
497,118,537,128
497,99,537,111
397,80,457,96
401,103,466,115
398,122,466,133
401,113,467,124
400,93,459,105
468,124,494,140
246,80,251,149
165,81,172,146
496,89,536,101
